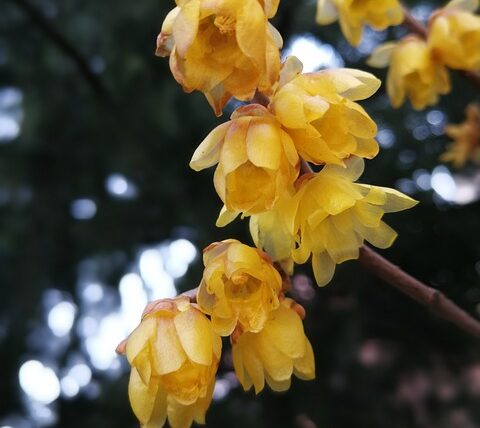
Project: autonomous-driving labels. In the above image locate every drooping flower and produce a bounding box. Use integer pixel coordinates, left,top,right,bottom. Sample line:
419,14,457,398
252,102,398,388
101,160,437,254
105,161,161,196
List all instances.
428,0,480,71
316,0,404,46
197,239,282,336
289,157,417,286
368,36,451,110
232,298,315,393
190,104,299,225
156,0,283,116
120,296,222,428
270,64,381,165
441,103,480,167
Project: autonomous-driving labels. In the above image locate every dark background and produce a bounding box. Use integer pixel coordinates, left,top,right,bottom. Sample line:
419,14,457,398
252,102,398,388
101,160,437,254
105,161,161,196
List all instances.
1,0,480,427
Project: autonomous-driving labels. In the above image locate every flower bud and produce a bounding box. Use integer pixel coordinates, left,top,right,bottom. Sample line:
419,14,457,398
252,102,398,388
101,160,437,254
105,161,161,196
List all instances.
232,298,315,393
197,239,282,336
122,296,221,428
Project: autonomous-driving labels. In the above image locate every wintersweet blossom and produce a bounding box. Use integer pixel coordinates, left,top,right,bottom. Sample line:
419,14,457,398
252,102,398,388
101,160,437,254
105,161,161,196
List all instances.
232,298,315,393
270,65,381,165
316,0,404,46
197,239,282,336
441,103,480,167
368,36,451,110
156,0,283,115
289,157,417,286
190,104,299,225
121,296,221,428
428,0,480,71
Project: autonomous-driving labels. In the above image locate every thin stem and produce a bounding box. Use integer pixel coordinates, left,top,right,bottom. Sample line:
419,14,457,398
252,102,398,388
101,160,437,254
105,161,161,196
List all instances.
359,245,480,338
9,0,107,97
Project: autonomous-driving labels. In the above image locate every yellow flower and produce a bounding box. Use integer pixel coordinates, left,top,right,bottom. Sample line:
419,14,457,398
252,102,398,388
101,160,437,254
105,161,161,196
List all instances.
156,0,283,116
270,64,381,165
232,298,315,393
190,104,299,225
122,296,222,428
368,36,451,110
197,239,282,336
316,0,404,46
289,157,418,286
428,0,480,71
441,103,480,167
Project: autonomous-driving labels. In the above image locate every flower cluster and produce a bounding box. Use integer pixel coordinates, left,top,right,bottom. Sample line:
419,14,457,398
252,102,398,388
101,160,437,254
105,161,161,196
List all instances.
367,0,480,109
119,0,419,426
441,103,480,167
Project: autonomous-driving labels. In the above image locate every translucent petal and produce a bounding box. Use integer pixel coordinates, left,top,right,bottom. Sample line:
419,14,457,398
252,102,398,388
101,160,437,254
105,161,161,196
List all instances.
152,317,187,375
367,42,397,68
174,309,213,366
173,0,200,57
128,368,158,425
190,123,229,171
263,305,305,359
312,251,336,287
293,338,315,380
255,333,293,381
316,0,338,24
246,121,281,169
126,316,157,364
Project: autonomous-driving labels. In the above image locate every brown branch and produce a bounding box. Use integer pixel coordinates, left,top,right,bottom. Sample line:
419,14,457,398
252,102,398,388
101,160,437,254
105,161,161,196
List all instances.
359,245,480,338
9,0,107,97
401,7,428,39
401,4,480,91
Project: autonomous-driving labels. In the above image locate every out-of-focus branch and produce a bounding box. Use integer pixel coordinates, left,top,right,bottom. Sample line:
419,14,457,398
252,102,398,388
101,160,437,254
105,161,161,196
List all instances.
401,5,480,90
9,0,107,97
359,245,480,338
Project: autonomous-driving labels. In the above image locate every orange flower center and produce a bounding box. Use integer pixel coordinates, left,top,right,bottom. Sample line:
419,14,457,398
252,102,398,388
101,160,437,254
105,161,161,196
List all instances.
214,15,236,35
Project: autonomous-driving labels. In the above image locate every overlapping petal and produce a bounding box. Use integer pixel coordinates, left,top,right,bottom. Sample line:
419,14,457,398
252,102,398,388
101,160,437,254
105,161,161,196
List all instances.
122,297,221,428
197,240,282,336
232,298,315,394
157,0,283,115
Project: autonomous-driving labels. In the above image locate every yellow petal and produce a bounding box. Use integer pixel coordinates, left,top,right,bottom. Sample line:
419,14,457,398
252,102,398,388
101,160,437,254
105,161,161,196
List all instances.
316,0,338,24
293,338,315,380
144,384,168,428
445,0,479,12
246,121,281,169
312,251,336,287
190,123,229,171
128,368,158,425
167,398,195,428
376,186,419,212
174,308,213,366
263,305,305,359
126,316,157,364
173,0,200,57
359,221,398,249
265,373,291,392
255,333,293,381
152,317,187,375
367,42,397,68
216,205,239,227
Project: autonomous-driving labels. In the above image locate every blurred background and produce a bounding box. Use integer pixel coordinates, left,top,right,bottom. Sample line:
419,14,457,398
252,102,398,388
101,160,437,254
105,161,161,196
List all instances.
1,0,480,427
